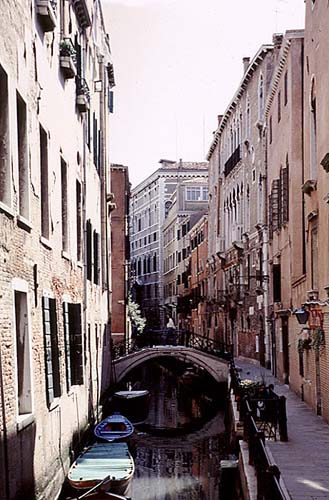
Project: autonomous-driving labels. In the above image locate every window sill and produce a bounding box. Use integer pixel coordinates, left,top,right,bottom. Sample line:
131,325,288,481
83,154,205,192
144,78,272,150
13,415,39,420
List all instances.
48,398,60,411
17,413,34,432
61,250,71,261
40,236,52,249
17,214,33,232
77,260,83,268
0,201,14,219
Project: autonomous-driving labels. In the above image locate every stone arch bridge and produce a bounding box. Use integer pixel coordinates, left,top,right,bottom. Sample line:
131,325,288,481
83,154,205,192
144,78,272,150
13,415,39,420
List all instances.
111,331,233,384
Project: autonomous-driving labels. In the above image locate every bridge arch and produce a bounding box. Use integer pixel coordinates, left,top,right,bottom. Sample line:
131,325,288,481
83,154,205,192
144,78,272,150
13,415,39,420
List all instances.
112,346,230,384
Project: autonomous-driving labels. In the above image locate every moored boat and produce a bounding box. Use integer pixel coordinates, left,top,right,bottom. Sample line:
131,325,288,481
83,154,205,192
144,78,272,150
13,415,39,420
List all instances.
68,442,134,496
94,412,134,442
112,390,150,425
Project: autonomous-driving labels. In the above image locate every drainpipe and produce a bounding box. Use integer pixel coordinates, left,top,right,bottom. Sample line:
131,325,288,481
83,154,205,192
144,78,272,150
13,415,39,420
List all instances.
0,347,10,500
263,127,271,369
98,54,112,387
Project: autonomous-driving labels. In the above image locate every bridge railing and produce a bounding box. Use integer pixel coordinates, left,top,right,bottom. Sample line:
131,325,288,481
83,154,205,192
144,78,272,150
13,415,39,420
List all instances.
111,330,233,362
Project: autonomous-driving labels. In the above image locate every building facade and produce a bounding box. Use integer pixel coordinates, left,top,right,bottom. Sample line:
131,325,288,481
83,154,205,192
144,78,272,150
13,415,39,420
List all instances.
207,43,277,363
265,31,304,384
130,160,208,329
110,164,130,344
162,177,208,325
0,0,114,498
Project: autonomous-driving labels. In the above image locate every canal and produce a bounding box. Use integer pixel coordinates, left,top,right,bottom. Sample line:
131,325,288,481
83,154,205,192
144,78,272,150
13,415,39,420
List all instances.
118,357,230,500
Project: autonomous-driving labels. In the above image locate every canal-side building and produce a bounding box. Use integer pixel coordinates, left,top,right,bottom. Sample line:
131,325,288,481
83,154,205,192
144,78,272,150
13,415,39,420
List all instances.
130,160,208,329
264,30,304,384
189,214,208,335
289,0,329,421
207,42,277,364
162,177,208,326
110,164,130,344
0,0,115,498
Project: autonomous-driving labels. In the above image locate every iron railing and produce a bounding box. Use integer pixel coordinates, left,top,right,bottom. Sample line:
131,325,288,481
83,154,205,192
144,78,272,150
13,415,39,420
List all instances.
111,330,233,362
230,362,289,500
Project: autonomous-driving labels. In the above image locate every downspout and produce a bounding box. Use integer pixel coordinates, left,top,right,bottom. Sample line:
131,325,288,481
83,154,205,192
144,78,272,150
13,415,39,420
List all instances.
98,55,112,387
263,130,271,369
0,347,10,500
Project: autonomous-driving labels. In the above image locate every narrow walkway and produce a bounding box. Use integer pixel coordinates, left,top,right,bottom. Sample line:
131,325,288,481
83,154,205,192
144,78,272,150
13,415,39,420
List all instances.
235,358,329,500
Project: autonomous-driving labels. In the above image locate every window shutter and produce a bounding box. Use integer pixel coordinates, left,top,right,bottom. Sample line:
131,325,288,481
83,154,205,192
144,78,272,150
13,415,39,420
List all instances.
42,297,54,405
69,303,84,385
86,220,92,281
281,166,289,224
63,302,72,391
268,194,273,239
272,179,280,231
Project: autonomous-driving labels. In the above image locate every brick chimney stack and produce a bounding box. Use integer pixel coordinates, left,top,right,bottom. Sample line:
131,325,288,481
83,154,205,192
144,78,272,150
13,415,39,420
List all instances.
243,57,250,73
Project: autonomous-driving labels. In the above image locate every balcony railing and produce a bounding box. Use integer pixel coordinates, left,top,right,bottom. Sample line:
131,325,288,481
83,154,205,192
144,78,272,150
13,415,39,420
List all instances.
59,38,77,79
224,145,241,177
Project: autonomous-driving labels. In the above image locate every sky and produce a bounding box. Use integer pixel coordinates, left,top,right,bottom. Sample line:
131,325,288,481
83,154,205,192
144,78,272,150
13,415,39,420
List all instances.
102,0,305,188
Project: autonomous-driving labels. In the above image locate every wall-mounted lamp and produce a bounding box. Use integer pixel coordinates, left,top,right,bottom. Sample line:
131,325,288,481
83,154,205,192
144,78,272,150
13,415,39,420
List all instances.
294,308,309,325
94,80,102,92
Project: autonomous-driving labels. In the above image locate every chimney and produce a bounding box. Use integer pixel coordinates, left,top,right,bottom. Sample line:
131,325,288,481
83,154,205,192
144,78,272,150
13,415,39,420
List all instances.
243,57,250,74
218,115,223,126
272,33,283,51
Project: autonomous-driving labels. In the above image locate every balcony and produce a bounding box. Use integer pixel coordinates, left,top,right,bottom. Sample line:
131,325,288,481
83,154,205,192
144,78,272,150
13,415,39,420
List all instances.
71,0,91,29
59,39,77,79
36,0,57,32
76,77,90,112
224,145,241,177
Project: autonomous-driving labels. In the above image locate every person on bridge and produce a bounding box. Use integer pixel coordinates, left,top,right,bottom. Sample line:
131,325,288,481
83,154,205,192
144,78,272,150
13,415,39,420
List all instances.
165,316,176,345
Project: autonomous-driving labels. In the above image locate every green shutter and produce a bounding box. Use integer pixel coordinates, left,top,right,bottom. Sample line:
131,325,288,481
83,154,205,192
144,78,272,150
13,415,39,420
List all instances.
63,302,72,391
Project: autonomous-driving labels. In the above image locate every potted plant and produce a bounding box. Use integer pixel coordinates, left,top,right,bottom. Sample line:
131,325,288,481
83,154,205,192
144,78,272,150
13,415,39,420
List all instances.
59,39,77,79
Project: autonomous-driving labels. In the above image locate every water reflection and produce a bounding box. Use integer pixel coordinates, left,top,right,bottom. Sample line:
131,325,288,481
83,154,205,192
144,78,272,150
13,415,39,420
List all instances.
121,358,228,500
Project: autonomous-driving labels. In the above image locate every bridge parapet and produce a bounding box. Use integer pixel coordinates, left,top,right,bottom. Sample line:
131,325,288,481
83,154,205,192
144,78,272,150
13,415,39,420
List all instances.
111,331,233,384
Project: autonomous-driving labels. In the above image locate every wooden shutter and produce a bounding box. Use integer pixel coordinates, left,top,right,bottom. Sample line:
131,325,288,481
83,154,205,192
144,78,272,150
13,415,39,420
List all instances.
42,297,61,404
281,166,289,224
63,301,72,391
268,194,273,239
86,220,92,281
69,303,84,385
272,179,280,231
42,296,54,405
93,230,100,285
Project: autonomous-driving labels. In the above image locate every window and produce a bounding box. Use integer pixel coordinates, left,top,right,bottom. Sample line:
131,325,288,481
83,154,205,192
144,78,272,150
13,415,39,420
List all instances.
93,230,100,285
42,297,61,405
40,125,50,239
76,181,82,261
17,92,29,219
278,91,281,123
153,253,157,272
311,227,318,290
258,75,264,120
284,71,288,105
14,288,33,417
269,116,273,144
0,65,10,206
63,302,83,390
86,220,92,281
246,99,250,140
61,158,68,252
272,264,281,303
185,186,207,201
310,80,317,180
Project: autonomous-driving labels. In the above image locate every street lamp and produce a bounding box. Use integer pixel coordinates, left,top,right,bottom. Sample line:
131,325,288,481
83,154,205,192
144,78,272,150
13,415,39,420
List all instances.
294,308,309,325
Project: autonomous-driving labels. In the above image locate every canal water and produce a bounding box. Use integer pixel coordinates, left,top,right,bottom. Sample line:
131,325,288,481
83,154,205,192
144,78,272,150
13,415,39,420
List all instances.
119,357,229,500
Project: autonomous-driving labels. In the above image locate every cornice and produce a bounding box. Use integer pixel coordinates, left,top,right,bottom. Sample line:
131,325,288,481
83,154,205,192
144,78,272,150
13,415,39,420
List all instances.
207,44,273,160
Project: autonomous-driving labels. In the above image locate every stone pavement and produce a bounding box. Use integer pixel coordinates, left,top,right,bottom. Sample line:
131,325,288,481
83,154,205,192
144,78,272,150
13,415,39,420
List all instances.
235,357,329,499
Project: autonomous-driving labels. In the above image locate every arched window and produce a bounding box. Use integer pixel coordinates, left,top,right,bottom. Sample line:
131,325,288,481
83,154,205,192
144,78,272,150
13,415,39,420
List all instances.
258,74,264,121
246,98,250,140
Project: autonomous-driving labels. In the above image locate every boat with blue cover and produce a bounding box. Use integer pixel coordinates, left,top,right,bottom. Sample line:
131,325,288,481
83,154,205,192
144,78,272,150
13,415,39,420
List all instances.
94,412,134,442
67,442,134,496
